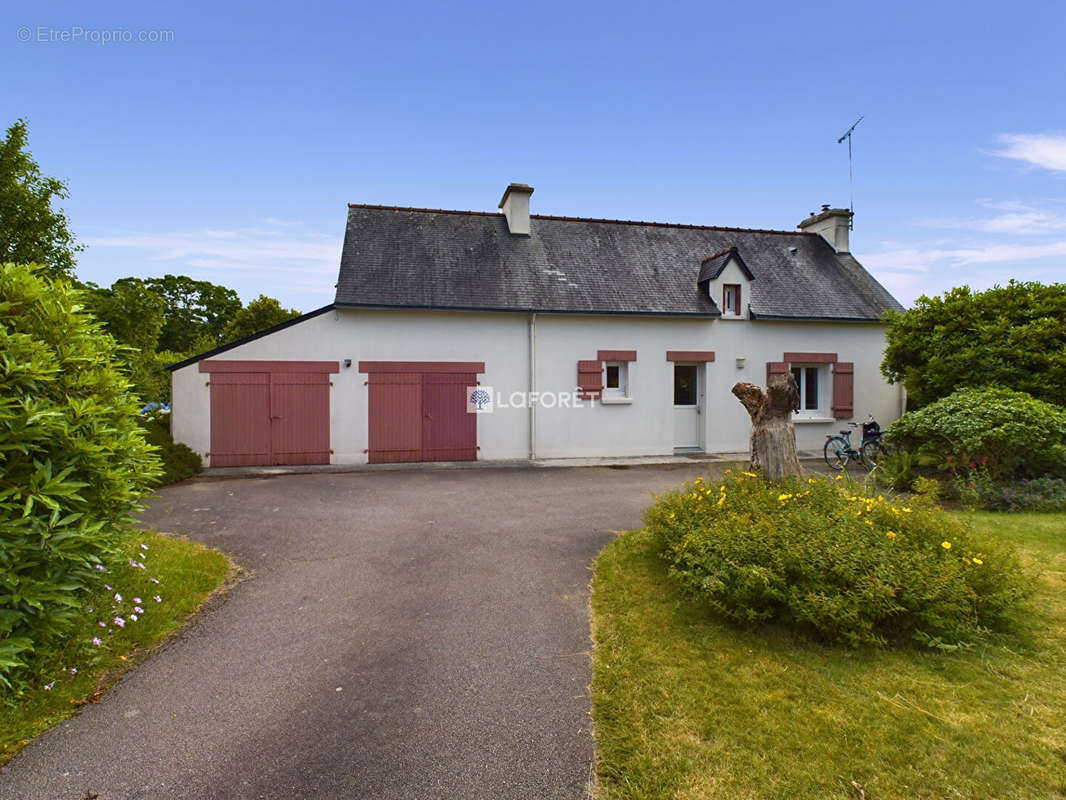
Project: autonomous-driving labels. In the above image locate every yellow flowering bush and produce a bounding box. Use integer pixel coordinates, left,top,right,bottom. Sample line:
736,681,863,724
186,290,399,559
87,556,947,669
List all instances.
646,471,1030,648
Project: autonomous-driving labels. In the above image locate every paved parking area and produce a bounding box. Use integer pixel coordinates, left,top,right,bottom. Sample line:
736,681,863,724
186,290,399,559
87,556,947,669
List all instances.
0,463,715,800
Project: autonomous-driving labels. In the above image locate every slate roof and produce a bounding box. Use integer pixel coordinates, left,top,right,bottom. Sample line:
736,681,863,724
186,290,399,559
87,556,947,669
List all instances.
335,205,902,321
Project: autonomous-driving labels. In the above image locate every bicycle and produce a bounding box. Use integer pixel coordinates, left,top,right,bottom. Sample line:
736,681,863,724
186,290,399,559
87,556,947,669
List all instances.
823,415,884,472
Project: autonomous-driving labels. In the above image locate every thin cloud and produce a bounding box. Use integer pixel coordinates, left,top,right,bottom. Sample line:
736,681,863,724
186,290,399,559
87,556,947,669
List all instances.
84,223,341,280
991,133,1066,172
919,203,1066,235
861,239,1066,273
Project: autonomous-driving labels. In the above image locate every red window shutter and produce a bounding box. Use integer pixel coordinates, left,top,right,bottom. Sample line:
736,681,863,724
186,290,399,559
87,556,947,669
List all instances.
832,362,854,419
577,360,603,398
766,361,788,387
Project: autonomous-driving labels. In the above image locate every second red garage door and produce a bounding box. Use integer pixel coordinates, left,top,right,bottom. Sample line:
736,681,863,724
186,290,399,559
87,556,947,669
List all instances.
360,361,485,464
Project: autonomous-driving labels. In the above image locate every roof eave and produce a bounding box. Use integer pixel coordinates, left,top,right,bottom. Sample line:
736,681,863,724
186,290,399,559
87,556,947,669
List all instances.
333,301,721,318
748,311,889,323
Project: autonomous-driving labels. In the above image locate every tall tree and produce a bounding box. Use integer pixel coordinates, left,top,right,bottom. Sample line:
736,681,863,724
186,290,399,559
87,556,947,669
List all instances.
83,278,176,403
0,119,81,279
144,274,242,353
881,281,1066,409
83,277,166,353
221,294,300,343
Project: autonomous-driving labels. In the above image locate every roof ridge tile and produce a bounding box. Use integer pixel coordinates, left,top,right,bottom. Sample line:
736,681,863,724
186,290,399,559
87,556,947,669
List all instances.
346,203,813,237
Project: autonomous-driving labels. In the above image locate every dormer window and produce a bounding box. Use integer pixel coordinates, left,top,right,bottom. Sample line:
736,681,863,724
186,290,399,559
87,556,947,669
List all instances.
723,284,741,316
698,246,754,320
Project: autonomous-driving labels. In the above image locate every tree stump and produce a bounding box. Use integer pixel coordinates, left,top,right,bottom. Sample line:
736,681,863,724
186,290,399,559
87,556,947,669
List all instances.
732,374,804,480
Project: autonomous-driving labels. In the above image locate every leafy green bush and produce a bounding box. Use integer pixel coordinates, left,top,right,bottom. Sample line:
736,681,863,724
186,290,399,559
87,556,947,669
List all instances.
881,281,1066,409
139,412,200,485
0,264,160,688
886,387,1066,481
948,469,1066,512
648,471,1029,648
873,449,920,493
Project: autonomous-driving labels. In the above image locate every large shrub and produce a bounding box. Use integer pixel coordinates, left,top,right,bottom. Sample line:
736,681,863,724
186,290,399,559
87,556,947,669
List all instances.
0,264,160,687
881,281,1066,409
648,472,1029,648
886,387,1066,481
139,407,201,485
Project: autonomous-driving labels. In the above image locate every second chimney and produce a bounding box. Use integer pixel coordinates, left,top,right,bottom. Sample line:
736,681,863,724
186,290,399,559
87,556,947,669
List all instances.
499,183,534,236
798,205,852,253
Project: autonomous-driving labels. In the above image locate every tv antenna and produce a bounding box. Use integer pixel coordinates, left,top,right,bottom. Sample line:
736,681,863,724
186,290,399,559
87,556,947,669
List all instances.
837,115,863,229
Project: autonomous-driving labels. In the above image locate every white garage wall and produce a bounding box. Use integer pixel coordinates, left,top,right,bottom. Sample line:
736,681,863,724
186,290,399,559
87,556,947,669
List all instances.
171,309,531,465
171,307,903,465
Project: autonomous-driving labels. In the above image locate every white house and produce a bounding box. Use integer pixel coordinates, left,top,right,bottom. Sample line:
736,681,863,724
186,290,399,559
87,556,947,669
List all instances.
169,184,904,466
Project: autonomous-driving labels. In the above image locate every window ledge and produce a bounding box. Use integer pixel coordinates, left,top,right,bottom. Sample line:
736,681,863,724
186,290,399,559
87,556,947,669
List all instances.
600,396,633,405
793,416,835,424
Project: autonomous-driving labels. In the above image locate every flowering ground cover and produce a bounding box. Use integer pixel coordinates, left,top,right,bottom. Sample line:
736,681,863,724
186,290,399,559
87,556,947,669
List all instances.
590,500,1066,798
0,531,232,765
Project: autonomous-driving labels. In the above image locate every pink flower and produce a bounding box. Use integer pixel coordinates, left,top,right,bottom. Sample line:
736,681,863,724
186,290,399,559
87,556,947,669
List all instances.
140,544,149,551
113,616,125,628
133,597,142,604
133,606,144,614
153,595,162,603
44,681,55,691
130,614,138,622
149,578,160,584
114,593,122,603
94,564,106,571
70,667,78,675
98,621,107,628
92,637,102,646
104,584,112,591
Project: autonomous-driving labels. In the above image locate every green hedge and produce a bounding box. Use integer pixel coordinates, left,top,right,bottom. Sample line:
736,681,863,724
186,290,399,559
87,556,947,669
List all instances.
0,264,160,688
648,472,1030,648
886,387,1066,480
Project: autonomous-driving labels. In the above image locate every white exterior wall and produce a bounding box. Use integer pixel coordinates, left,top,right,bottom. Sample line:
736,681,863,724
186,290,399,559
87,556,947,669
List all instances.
532,314,899,457
171,307,902,465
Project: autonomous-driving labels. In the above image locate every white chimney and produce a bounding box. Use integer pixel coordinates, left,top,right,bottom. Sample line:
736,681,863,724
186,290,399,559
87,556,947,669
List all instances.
798,205,852,253
499,183,534,236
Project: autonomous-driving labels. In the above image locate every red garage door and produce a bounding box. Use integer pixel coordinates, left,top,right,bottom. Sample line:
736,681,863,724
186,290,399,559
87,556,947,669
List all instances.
361,361,484,464
200,360,339,467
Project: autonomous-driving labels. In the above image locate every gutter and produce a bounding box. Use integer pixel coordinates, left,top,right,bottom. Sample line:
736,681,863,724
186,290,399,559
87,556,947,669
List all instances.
529,312,537,461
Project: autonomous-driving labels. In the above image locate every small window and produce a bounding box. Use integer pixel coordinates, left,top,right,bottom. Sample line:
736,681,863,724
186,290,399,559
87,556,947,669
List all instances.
674,364,698,405
790,365,822,413
723,284,741,316
604,361,628,396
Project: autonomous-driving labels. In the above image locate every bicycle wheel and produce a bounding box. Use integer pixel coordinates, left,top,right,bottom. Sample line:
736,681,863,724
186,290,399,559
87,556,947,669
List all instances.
823,437,849,471
861,438,884,470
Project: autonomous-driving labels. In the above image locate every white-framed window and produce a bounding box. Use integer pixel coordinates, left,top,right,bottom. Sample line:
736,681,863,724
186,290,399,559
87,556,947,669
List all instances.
791,365,825,414
604,361,629,397
723,284,741,316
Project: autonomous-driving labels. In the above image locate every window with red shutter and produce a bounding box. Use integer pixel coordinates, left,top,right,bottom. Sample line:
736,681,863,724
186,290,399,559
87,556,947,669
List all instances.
832,362,854,420
577,360,603,399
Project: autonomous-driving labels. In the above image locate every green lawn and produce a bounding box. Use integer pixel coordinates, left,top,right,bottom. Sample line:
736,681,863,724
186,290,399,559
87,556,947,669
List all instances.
0,530,234,766
590,512,1066,800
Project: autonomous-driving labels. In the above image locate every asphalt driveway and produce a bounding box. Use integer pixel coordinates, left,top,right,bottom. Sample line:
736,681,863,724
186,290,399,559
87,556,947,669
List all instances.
0,463,712,800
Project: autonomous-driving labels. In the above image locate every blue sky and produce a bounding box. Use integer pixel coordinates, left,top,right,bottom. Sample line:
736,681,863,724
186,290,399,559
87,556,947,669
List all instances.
5,0,1065,311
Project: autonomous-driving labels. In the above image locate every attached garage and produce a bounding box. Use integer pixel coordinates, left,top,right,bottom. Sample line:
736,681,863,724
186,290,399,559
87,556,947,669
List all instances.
200,360,339,467
360,361,484,464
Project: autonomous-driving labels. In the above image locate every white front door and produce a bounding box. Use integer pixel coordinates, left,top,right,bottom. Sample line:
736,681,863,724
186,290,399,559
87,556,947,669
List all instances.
673,363,701,450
